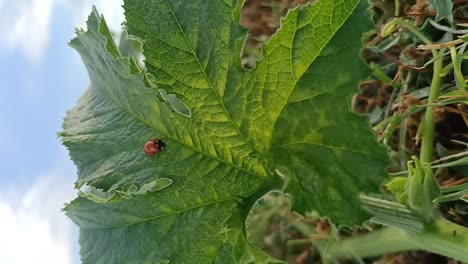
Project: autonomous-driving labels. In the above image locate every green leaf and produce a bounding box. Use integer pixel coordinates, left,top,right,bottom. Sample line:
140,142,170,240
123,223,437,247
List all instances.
62,1,388,263
428,0,454,23
441,183,468,193
436,183,468,203
433,157,468,168
270,1,388,223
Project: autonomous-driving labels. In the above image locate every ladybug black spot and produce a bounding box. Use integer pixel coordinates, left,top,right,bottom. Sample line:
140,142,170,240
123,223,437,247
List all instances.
156,140,166,150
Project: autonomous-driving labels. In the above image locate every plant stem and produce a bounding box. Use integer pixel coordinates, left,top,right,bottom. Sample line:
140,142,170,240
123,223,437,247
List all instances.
315,219,468,262
392,19,444,163
420,49,444,163
450,46,467,91
394,0,400,16
394,19,432,46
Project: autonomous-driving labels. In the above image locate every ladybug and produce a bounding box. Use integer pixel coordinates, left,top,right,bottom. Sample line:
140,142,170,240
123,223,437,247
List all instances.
144,138,166,156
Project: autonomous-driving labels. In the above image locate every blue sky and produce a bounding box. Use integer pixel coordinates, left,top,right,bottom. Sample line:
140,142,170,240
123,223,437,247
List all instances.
0,1,123,263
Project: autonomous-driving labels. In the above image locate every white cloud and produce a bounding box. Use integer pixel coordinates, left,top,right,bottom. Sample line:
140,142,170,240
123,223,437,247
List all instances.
0,0,123,63
0,151,79,264
60,0,124,33
0,0,54,62
96,0,124,31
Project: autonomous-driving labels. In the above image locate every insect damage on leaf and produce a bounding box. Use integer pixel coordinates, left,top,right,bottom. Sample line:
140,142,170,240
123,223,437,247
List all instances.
158,89,192,118
78,177,174,203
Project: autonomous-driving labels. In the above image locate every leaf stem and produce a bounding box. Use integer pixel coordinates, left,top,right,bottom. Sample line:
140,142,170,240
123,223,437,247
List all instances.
394,0,400,17
315,219,468,262
450,46,467,91
394,19,432,46
420,49,444,163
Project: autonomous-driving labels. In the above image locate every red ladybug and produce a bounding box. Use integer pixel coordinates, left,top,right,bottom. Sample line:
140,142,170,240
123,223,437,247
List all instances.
144,138,166,156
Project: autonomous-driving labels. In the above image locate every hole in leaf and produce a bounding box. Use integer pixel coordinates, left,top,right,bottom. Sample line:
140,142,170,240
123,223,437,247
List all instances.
79,178,173,203
159,89,192,118
240,0,318,69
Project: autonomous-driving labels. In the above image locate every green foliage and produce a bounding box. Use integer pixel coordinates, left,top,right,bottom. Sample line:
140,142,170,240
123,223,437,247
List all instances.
407,156,440,222
428,0,454,23
436,183,468,203
61,0,388,263
385,176,408,203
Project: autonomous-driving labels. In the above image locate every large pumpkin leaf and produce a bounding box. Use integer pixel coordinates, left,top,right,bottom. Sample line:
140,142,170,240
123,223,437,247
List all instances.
62,0,388,263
